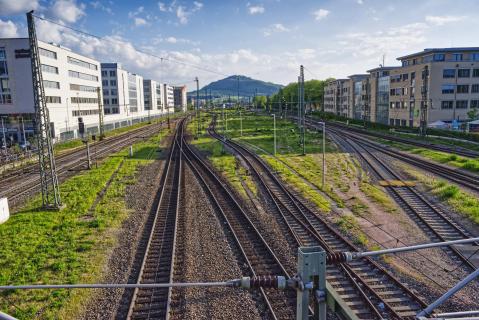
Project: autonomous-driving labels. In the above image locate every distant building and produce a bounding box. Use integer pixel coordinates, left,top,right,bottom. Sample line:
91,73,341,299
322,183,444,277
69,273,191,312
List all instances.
163,84,174,113
348,74,369,120
173,85,187,112
0,38,102,142
323,79,350,117
367,66,399,125
143,79,164,114
390,48,479,127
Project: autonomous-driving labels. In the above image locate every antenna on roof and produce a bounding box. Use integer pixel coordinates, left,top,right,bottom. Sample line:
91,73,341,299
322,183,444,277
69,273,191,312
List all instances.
382,53,385,67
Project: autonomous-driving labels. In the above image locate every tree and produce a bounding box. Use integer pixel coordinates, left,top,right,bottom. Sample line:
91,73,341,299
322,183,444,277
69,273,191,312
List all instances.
467,107,478,121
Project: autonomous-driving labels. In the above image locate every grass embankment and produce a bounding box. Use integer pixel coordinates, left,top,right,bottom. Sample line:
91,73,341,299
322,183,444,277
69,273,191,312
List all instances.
0,127,169,319
373,137,479,174
403,167,479,224
187,113,258,198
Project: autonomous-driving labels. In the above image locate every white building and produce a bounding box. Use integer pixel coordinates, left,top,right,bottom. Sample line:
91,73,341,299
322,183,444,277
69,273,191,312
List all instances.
143,79,164,116
163,83,174,113
0,38,102,142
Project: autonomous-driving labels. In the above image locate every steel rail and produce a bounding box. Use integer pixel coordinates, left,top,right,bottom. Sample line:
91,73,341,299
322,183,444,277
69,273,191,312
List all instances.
181,120,297,320
208,119,427,319
127,120,183,320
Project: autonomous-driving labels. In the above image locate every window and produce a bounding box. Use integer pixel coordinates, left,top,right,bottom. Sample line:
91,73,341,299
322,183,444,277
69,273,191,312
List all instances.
389,118,394,125
67,56,98,70
110,89,117,95
402,60,409,67
456,100,468,109
41,64,58,74
43,80,60,89
103,98,109,105
471,100,479,108
395,119,401,126
472,84,479,93
433,53,445,61
101,70,107,77
110,80,116,86
0,78,12,104
441,101,454,109
69,70,98,81
39,48,57,59
391,75,401,82
111,98,118,104
103,88,109,96
390,102,394,109
473,53,479,61
473,69,479,77
443,69,456,78
457,84,469,94
109,70,116,77
102,80,108,86
458,69,470,78
442,84,455,94
70,84,97,92
395,102,401,108
0,61,8,76
71,97,98,104
72,109,100,116
452,53,463,61
402,73,409,81
0,47,5,60
401,119,407,126
46,96,61,103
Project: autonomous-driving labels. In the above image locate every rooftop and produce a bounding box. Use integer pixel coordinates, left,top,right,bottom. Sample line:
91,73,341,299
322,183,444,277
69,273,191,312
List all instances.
397,47,479,60
367,66,401,72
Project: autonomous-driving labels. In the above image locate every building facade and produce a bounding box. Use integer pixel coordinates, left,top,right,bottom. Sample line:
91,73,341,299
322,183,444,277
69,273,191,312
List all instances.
368,66,399,125
143,79,164,113
0,38,102,142
348,74,369,120
173,85,187,112
163,84,174,113
390,48,479,127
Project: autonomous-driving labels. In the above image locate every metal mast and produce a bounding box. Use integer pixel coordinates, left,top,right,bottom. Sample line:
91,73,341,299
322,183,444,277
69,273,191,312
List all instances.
97,87,105,140
27,11,62,209
299,65,305,155
420,65,429,136
195,77,200,137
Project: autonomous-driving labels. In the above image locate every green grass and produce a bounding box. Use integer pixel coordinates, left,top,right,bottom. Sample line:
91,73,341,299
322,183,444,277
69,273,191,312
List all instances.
336,215,369,246
0,127,169,319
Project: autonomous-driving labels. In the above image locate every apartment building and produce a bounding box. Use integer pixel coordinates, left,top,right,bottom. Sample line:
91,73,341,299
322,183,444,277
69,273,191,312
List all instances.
348,74,369,120
324,79,348,116
163,84,174,113
173,85,187,112
0,38,102,142
368,66,399,125
390,48,479,127
143,79,164,114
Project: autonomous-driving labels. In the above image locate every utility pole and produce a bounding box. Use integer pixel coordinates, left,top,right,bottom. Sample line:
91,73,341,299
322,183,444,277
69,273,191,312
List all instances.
297,77,301,127
97,87,105,140
0,117,6,151
300,65,305,155
240,110,243,137
21,117,27,146
27,11,62,209
237,75,240,109
420,65,429,136
195,77,200,138
272,113,276,155
363,78,369,129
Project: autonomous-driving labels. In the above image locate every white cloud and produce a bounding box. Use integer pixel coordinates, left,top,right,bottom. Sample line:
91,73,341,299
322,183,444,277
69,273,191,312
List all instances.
90,1,112,14
313,9,330,21
263,23,290,36
51,0,86,23
134,17,148,26
166,36,177,43
0,19,19,38
176,6,188,24
193,1,203,10
158,2,167,11
0,0,39,15
425,15,466,26
248,5,265,15
357,0,364,4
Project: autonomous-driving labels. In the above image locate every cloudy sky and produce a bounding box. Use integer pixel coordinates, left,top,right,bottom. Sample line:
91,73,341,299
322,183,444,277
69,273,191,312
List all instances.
0,0,478,90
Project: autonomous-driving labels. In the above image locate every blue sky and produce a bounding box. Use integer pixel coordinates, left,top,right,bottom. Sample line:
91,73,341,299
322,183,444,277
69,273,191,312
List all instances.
1,0,478,90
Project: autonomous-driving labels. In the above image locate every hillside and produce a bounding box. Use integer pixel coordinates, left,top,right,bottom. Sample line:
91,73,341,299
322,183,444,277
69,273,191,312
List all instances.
188,75,282,99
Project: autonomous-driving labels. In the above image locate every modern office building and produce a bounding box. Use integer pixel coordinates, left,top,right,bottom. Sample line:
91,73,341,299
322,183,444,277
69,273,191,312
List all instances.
163,84,174,113
143,79,165,117
390,48,479,127
173,85,187,112
367,66,399,125
348,74,369,120
0,38,102,142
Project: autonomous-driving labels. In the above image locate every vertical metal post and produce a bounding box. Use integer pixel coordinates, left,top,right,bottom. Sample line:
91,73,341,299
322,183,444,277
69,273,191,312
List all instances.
1,117,6,151
322,123,325,189
86,139,91,169
97,87,105,140
240,110,243,137
195,77,199,138
237,75,240,108
297,77,301,127
21,117,27,145
297,246,327,320
272,113,276,156
300,65,305,156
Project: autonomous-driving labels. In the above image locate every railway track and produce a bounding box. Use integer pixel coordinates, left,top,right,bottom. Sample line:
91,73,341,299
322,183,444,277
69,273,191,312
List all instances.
305,118,479,193
181,120,297,319
327,127,478,271
323,120,479,159
207,118,427,319
127,120,184,319
0,120,170,206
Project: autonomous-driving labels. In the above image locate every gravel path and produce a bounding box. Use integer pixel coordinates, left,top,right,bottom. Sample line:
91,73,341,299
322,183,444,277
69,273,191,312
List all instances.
169,165,262,320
